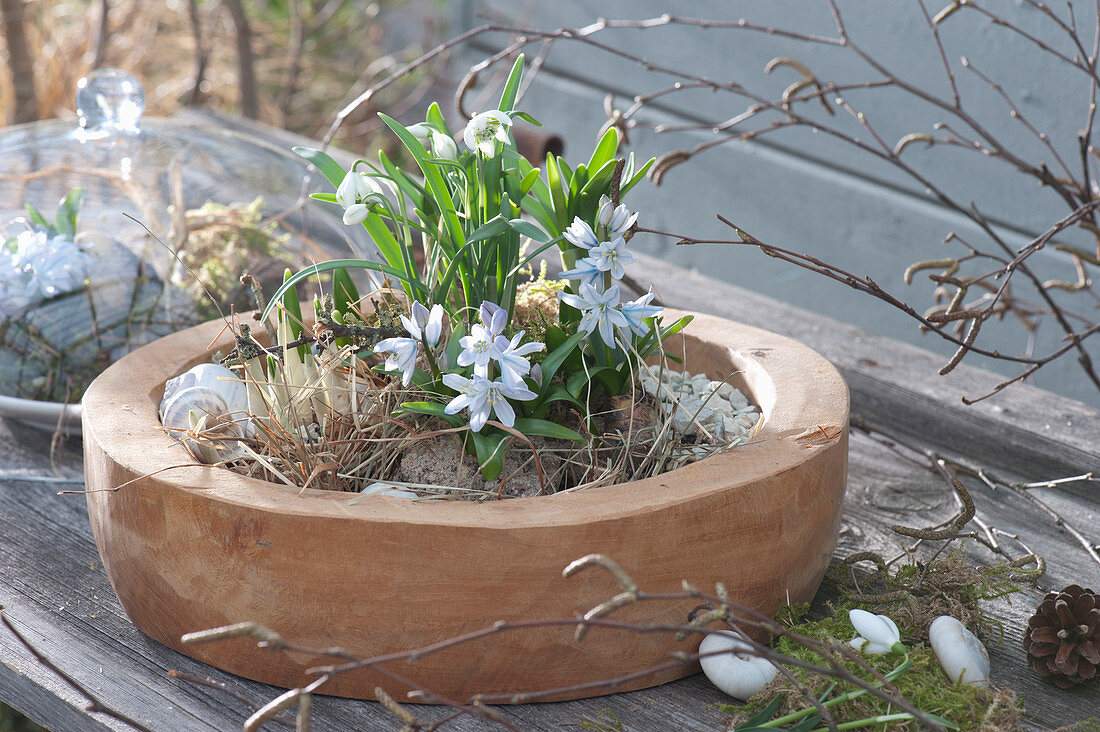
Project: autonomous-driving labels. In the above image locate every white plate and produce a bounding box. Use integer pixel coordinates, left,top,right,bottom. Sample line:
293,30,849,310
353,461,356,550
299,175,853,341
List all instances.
0,394,82,436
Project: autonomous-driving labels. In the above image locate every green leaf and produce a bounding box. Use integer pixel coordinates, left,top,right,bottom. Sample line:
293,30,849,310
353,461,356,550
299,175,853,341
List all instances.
539,330,586,389
278,269,307,359
332,268,359,314
586,127,620,171
661,315,693,340
467,215,510,245
471,431,507,481
393,401,463,428
529,385,585,419
54,188,83,238
444,321,466,366
545,154,569,228
738,694,785,729
425,101,455,139
497,54,526,113
567,365,619,399
294,147,346,189
510,110,542,127
379,114,467,257
922,713,960,730
24,202,51,232
519,166,542,197
260,259,424,324
507,218,549,243
512,418,584,442
620,155,656,196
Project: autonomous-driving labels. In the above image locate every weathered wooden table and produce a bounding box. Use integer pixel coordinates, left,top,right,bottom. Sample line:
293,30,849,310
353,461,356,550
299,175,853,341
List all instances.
1,115,1098,730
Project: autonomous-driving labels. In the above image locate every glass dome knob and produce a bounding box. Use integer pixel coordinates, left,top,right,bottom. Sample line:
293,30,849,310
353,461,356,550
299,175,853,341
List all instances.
76,68,145,136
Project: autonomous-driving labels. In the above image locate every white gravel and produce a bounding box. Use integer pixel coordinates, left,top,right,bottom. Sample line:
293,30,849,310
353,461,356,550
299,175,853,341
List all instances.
637,366,761,443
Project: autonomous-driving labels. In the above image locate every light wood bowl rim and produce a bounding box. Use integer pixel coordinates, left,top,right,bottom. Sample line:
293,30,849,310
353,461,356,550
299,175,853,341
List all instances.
82,309,849,527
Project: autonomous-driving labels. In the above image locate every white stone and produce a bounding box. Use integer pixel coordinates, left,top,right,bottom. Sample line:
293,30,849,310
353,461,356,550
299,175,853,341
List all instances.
929,616,990,687
728,390,749,410
710,399,735,417
709,380,735,399
699,630,777,699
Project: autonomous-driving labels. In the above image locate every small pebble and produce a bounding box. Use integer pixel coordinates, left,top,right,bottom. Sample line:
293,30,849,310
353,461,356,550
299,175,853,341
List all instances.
639,366,759,442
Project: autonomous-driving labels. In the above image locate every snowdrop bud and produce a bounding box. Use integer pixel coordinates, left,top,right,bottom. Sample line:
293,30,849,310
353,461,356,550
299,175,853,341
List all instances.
342,203,370,225
849,609,903,655
336,170,373,208
406,123,432,145
530,362,543,386
431,131,458,161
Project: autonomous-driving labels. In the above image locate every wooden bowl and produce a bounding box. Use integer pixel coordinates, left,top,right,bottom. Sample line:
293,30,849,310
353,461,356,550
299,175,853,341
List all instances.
82,310,848,701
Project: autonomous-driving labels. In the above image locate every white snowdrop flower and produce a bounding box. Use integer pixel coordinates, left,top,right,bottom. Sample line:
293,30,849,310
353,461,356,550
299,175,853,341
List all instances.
849,609,903,655
463,110,512,157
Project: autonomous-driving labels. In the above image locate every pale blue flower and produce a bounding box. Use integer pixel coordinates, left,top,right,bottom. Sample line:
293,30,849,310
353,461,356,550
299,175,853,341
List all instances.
619,291,662,337
376,301,446,384
589,236,635,280
374,336,419,386
457,323,500,377
563,217,600,251
559,282,629,349
493,331,545,389
479,300,508,337
463,110,512,157
402,301,444,347
597,195,638,240
559,256,604,289
442,373,536,432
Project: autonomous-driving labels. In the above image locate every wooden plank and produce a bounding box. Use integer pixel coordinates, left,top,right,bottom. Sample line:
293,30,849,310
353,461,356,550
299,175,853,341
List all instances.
2,423,1098,730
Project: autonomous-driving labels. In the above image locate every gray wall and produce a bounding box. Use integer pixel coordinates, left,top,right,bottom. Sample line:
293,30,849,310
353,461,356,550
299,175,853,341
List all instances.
456,0,1100,406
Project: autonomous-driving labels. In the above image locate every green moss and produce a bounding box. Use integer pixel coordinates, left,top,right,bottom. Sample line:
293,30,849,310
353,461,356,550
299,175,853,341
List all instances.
718,550,1030,731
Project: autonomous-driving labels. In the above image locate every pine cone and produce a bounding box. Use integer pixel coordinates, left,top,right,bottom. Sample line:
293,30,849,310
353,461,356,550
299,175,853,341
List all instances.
1023,584,1099,688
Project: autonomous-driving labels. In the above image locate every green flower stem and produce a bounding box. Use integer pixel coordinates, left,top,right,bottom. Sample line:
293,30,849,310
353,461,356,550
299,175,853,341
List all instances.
810,713,913,732
422,340,441,380
762,654,912,728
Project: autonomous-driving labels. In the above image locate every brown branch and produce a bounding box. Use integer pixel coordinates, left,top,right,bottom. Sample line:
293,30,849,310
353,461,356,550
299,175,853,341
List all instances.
90,0,110,69
223,0,258,119
0,0,38,123
185,0,208,107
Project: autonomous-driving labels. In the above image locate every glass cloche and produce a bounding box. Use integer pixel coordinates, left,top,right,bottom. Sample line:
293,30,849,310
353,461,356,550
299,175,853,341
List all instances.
0,69,371,432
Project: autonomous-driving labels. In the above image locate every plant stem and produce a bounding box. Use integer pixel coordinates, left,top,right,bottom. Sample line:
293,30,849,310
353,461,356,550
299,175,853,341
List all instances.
762,655,911,728
810,713,914,731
